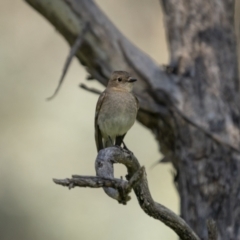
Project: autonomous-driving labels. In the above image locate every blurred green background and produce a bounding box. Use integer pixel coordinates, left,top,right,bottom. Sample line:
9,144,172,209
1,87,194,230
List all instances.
0,0,178,239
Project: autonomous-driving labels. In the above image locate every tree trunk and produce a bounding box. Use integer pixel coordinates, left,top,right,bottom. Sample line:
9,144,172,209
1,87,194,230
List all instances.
25,0,240,239
161,1,240,239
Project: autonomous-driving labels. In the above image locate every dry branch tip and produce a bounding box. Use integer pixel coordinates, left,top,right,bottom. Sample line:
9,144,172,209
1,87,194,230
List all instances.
79,83,102,95
46,22,89,101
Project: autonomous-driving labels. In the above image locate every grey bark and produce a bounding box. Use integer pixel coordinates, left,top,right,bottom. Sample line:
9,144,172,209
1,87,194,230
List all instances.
54,147,201,240
25,0,240,239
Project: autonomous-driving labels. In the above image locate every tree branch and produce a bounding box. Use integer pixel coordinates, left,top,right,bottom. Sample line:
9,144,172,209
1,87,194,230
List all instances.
47,22,89,100
53,147,201,240
54,166,145,205
24,0,176,148
25,0,240,155
79,83,102,95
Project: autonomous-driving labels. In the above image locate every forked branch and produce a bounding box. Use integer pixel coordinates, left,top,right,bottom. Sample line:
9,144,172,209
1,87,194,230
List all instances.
53,147,201,240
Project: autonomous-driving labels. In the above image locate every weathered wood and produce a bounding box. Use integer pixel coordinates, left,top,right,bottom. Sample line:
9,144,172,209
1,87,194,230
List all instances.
25,0,240,239
54,147,201,240
161,1,240,239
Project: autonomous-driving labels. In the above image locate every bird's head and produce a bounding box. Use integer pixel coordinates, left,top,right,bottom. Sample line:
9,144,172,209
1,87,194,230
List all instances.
107,71,137,92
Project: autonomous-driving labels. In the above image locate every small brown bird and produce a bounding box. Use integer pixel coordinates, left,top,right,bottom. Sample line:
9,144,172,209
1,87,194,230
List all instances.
95,71,139,152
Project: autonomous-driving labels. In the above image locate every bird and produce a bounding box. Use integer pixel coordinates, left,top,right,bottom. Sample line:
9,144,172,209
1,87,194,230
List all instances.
95,71,139,152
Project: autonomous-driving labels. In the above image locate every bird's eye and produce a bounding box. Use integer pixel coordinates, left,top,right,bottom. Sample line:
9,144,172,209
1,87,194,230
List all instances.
117,77,122,82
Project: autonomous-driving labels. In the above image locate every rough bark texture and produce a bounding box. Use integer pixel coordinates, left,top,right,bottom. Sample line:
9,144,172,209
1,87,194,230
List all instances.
25,0,240,239
54,147,201,240
161,1,240,239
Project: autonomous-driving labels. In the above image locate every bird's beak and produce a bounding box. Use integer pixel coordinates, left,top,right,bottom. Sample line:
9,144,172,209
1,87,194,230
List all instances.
128,77,137,83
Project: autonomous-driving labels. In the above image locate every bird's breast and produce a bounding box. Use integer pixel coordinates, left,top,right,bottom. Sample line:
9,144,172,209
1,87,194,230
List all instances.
97,91,137,137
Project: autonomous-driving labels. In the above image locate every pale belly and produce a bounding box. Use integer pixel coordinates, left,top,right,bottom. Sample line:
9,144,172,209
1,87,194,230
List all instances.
98,113,136,138
97,91,137,139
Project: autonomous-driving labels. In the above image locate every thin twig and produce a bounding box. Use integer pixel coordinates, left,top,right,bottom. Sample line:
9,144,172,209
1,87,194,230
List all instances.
54,166,144,205
79,83,102,95
53,176,128,190
47,22,89,100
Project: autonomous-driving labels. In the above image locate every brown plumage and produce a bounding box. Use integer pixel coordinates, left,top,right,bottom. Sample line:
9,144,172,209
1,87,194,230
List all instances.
95,71,139,152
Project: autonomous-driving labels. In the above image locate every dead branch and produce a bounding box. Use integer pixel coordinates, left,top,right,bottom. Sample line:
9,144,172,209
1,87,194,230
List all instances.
79,83,101,95
47,22,89,100
54,166,145,205
53,147,201,240
25,0,240,154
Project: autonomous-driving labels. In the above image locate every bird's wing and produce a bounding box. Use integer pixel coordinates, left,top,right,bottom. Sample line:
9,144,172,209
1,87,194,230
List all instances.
95,91,106,152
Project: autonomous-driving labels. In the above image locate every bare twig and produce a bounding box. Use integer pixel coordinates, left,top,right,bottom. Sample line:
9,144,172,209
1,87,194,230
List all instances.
53,176,128,189
53,147,201,240
47,22,89,100
79,83,102,95
207,219,218,240
54,166,144,205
